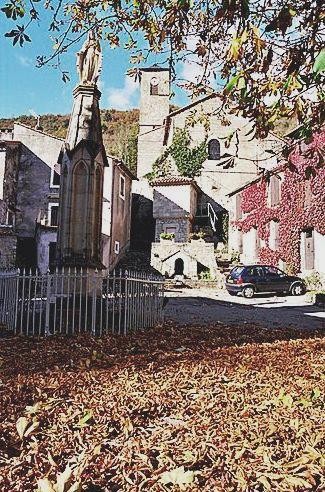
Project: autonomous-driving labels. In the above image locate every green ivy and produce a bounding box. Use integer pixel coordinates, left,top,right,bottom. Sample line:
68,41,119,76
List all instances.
146,128,207,182
169,129,207,178
222,213,229,244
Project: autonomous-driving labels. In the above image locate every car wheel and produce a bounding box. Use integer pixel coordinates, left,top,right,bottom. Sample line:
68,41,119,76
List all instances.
227,291,237,296
290,282,305,296
242,286,255,298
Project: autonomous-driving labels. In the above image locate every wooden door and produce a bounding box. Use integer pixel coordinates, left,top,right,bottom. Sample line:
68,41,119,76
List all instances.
304,229,314,270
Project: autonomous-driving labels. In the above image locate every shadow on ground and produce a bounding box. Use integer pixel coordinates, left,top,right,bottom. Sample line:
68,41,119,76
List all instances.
165,294,325,331
0,303,324,377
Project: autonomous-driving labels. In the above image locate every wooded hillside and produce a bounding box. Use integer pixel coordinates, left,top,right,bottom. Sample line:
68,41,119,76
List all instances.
0,109,139,175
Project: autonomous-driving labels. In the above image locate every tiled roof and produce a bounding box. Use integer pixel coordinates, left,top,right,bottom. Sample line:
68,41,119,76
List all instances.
150,176,198,187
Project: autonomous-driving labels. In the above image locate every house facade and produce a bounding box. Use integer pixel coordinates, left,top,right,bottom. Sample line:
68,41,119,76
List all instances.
134,66,278,278
0,123,134,272
229,130,325,277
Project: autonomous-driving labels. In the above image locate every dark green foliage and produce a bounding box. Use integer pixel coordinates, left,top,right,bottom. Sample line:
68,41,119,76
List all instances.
147,128,207,181
169,129,207,178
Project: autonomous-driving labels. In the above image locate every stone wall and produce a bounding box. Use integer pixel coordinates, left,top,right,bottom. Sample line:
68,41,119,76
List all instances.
13,125,62,239
0,228,17,269
153,185,197,217
106,162,133,271
130,193,155,251
155,218,190,243
137,68,170,180
0,142,20,224
151,240,219,279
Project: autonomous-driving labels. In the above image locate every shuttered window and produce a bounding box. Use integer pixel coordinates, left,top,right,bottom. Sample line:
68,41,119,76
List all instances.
269,175,281,207
269,220,280,250
235,193,243,219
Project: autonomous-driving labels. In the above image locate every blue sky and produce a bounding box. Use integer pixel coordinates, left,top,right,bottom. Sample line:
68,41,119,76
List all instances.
0,15,191,118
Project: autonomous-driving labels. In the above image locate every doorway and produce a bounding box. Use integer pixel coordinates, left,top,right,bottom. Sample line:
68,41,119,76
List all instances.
174,258,184,275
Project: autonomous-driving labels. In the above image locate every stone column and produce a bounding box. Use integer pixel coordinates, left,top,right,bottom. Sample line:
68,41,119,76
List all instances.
56,84,107,270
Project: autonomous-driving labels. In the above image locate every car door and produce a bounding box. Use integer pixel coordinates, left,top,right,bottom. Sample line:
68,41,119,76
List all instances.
244,266,267,292
252,266,268,292
263,266,287,292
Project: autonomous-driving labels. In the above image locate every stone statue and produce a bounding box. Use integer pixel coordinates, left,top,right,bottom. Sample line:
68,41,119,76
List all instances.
76,31,102,85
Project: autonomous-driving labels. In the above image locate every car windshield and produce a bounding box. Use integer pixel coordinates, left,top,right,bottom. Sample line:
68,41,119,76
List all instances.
230,266,245,278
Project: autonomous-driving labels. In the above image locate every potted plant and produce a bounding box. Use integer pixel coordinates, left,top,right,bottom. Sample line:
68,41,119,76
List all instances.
160,232,175,242
189,230,207,242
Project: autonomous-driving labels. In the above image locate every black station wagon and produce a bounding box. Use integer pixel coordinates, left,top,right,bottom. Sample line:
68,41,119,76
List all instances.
225,265,306,298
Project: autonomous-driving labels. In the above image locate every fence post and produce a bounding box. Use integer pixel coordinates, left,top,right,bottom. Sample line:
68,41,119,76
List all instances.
45,270,51,336
13,269,20,334
91,269,97,336
124,270,128,335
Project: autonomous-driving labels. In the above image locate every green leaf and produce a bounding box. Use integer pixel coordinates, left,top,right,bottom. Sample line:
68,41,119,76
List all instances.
224,74,241,94
311,387,321,400
313,50,325,75
76,409,93,428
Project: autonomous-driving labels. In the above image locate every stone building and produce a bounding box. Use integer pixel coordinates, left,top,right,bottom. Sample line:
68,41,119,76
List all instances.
0,124,62,269
228,129,325,277
134,66,278,278
101,157,136,271
0,123,134,272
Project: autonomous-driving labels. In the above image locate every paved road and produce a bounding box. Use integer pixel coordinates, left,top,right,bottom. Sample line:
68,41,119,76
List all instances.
164,289,325,330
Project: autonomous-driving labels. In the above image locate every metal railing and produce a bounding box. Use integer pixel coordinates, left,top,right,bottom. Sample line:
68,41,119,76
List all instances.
0,268,164,336
196,202,218,232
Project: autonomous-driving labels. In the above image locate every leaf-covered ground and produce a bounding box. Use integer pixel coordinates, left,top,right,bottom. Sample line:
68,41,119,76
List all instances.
0,323,324,491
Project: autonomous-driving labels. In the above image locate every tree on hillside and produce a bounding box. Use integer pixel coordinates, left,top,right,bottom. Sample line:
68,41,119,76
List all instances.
2,0,324,139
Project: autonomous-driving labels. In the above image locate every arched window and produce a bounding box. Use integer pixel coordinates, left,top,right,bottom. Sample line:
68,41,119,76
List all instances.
71,161,88,254
150,77,159,95
92,166,102,258
208,139,221,160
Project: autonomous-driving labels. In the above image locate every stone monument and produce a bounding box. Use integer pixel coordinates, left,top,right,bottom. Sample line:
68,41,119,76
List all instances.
56,32,107,269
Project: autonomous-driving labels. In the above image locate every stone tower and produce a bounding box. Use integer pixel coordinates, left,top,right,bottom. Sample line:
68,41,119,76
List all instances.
130,67,170,251
56,34,107,268
136,67,170,186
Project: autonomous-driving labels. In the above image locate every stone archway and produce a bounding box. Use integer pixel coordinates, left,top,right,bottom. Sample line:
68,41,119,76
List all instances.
174,258,184,275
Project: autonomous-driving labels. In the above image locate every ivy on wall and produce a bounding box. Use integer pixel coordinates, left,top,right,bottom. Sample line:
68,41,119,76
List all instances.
234,130,325,273
146,128,207,181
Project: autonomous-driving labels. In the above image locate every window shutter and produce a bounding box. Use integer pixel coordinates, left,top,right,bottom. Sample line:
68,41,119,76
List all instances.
236,193,242,219
270,176,280,207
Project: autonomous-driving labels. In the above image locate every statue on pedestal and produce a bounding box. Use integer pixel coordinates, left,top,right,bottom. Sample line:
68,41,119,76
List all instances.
76,31,102,85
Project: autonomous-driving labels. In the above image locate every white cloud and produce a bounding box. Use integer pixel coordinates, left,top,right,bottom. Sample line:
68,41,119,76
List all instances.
181,60,205,84
17,55,33,67
107,76,139,110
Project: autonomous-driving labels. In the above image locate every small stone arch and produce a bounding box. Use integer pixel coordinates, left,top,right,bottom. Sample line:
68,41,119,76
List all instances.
174,258,184,275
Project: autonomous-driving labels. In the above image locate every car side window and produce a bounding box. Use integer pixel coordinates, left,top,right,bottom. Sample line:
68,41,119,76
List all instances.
254,267,264,277
265,266,282,276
